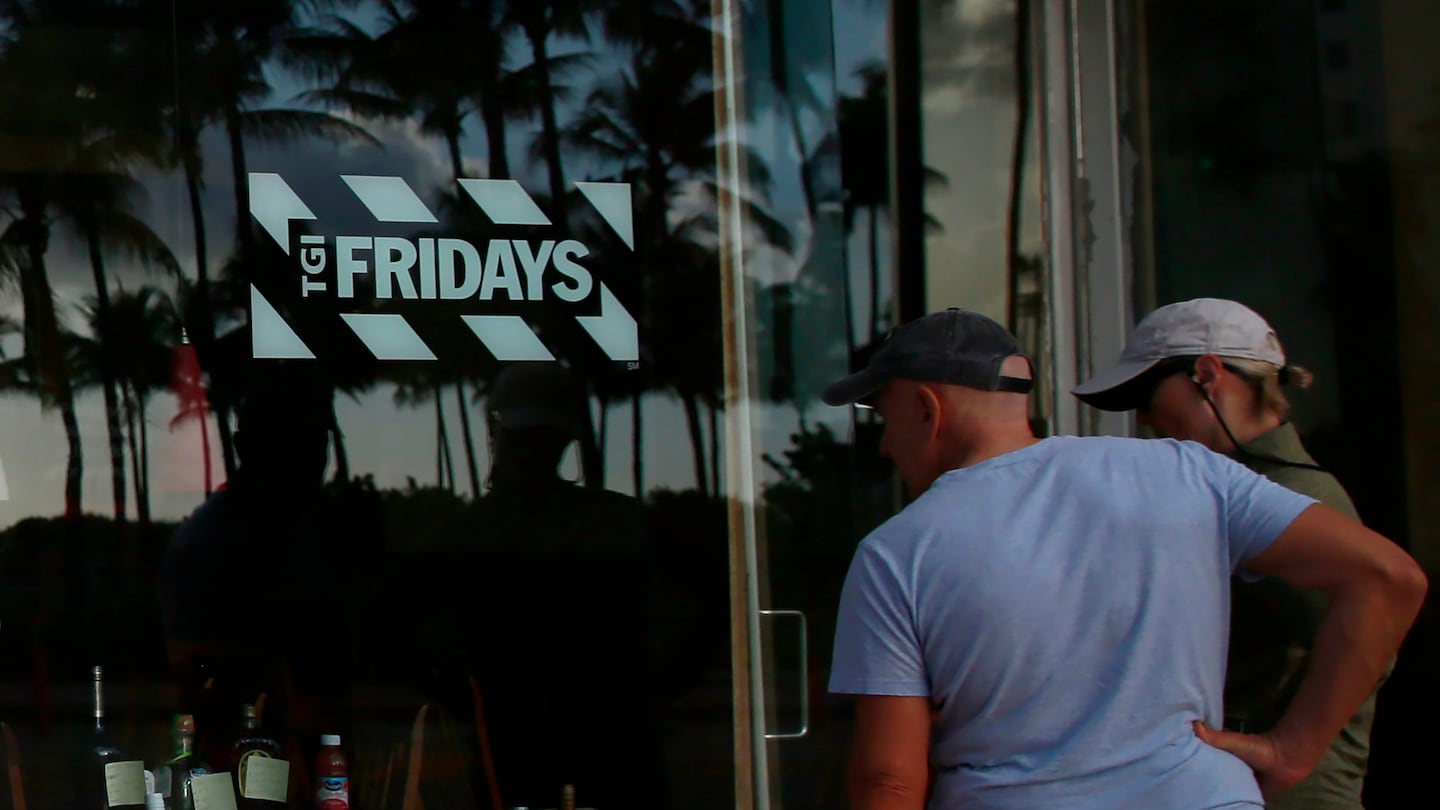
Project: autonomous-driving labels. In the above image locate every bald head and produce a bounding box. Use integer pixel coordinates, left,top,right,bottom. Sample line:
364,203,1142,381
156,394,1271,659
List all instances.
875,355,1038,495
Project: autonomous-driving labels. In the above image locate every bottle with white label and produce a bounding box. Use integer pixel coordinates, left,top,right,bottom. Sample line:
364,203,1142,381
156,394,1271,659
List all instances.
231,704,287,808
314,735,349,810
154,714,211,810
79,665,146,808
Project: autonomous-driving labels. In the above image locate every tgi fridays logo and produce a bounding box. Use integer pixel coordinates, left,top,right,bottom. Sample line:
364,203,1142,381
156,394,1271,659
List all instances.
246,172,639,363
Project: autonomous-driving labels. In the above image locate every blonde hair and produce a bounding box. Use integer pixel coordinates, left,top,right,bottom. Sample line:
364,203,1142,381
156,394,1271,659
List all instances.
1220,357,1314,420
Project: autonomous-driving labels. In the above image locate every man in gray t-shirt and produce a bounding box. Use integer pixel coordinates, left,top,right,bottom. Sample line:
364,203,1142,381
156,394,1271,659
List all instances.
822,309,1426,810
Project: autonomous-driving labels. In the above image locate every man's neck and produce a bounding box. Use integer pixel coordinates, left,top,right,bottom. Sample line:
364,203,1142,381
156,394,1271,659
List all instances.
950,428,1041,470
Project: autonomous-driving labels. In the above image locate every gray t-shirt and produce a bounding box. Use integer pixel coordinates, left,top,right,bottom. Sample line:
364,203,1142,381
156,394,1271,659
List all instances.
830,436,1316,809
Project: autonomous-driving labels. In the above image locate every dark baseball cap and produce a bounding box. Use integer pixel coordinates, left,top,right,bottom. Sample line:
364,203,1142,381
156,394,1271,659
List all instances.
821,307,1034,406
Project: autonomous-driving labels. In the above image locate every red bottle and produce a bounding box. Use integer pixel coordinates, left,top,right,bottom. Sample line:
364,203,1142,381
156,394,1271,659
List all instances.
314,735,349,810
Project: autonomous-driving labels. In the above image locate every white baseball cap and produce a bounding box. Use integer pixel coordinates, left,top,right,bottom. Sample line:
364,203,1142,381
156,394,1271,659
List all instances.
1072,298,1286,411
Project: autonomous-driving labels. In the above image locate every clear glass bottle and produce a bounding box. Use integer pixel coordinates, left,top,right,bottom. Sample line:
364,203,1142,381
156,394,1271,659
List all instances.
80,665,146,808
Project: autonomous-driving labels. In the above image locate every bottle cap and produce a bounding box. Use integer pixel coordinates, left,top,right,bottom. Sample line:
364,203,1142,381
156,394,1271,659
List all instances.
175,714,196,735
146,794,166,810
321,734,342,747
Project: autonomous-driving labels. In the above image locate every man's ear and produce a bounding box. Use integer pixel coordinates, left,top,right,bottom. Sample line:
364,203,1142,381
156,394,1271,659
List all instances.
916,384,943,437
1193,354,1225,390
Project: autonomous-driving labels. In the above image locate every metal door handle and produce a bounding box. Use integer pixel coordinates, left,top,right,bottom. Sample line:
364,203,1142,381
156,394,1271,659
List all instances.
760,609,809,739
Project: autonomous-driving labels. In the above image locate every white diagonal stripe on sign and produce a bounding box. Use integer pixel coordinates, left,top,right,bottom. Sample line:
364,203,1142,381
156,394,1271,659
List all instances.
340,313,437,360
461,316,556,361
575,182,634,250
457,178,552,225
576,284,639,361
342,175,439,223
249,173,316,254
250,285,316,359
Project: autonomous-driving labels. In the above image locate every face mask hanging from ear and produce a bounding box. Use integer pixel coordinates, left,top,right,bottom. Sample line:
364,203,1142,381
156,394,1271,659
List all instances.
1190,372,1325,473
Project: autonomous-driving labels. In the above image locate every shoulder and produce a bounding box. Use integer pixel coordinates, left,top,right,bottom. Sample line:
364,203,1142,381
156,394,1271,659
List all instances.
1252,465,1358,520
168,490,240,552
1023,434,1222,472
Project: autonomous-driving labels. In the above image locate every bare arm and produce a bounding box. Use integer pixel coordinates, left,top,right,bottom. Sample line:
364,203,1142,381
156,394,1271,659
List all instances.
1196,503,1427,793
848,695,932,810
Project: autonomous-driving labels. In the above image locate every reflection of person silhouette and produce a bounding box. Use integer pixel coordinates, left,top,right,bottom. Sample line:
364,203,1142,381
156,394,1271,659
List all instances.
158,369,354,778
418,362,661,810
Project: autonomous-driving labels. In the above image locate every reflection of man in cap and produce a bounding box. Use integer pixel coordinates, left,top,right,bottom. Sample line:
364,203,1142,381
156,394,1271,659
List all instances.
159,368,353,765
418,362,661,809
823,309,1425,809
484,362,591,493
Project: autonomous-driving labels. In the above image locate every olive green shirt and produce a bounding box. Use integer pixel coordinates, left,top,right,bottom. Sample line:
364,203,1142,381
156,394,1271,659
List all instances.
1227,422,1381,810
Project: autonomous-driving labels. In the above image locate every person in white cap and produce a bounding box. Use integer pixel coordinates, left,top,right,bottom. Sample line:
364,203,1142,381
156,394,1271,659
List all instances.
825,307,1425,810
1074,297,1386,810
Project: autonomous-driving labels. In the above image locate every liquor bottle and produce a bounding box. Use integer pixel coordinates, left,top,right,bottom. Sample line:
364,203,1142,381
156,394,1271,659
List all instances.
154,715,211,810
560,784,576,810
232,704,287,808
79,665,146,808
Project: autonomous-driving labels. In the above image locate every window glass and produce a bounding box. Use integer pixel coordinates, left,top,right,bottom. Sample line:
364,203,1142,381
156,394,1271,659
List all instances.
0,2,784,806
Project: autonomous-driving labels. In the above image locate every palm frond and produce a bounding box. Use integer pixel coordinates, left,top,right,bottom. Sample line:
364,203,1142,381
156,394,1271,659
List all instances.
238,107,383,150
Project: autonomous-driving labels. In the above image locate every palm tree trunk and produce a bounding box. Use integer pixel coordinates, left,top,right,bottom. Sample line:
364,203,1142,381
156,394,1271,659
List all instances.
679,390,708,496
630,390,644,498
454,380,481,499
1005,0,1034,332
180,125,210,300
439,134,484,498
180,122,239,482
446,128,466,184
708,402,721,497
869,206,882,344
480,99,511,179
767,2,819,217
435,390,455,492
200,401,213,496
528,28,568,211
123,384,144,525
137,396,152,529
329,394,350,483
598,397,610,482
17,186,83,519
59,400,83,520
85,225,128,523
769,283,796,402
476,0,510,179
226,109,255,255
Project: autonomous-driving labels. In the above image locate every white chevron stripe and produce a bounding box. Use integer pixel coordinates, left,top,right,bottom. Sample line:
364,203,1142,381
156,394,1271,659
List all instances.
461,316,556,361
340,313,437,360
577,284,639,362
575,182,635,250
342,175,438,223
250,285,317,359
249,173,316,254
458,178,552,226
